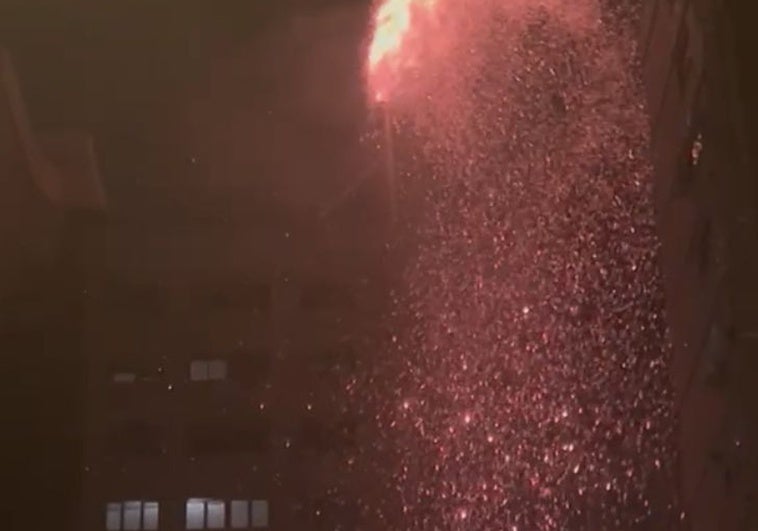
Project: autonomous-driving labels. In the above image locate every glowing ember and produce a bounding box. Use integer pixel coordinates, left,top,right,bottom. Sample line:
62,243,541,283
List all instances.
367,0,437,102
340,1,680,529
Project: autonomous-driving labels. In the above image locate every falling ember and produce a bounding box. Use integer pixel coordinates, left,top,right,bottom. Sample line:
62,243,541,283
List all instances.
348,1,681,529
367,0,438,102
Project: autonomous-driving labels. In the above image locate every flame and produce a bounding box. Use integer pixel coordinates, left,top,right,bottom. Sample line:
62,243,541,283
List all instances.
367,0,437,102
368,0,414,70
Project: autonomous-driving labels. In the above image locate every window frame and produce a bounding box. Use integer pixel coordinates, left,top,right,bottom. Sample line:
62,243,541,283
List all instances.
189,359,228,382
185,498,269,529
105,500,159,531
185,498,227,530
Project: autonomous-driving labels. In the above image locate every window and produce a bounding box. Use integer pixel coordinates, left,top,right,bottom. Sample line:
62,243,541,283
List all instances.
107,503,120,530
109,361,165,385
190,359,227,381
185,499,225,530
106,501,159,530
204,283,271,313
113,372,137,384
299,417,330,453
186,418,270,455
230,500,249,528
186,499,204,530
696,218,712,275
106,421,164,457
299,416,358,454
188,499,268,529
315,344,357,375
229,349,271,386
207,500,225,529
251,500,269,528
674,15,691,91
300,283,355,311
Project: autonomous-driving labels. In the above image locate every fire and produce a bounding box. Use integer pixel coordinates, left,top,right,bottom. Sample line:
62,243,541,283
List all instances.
367,0,437,102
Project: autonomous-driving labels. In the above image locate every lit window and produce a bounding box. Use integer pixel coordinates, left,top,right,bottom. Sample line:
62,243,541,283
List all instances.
190,361,209,381
143,502,159,530
106,503,122,531
230,500,249,529
124,501,141,530
185,499,226,530
186,499,205,530
190,360,227,381
106,501,159,531
113,372,137,384
208,360,227,380
207,500,225,529
252,500,269,528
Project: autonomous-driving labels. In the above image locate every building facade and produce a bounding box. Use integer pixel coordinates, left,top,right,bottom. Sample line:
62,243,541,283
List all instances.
78,142,390,529
640,0,758,528
1,48,107,531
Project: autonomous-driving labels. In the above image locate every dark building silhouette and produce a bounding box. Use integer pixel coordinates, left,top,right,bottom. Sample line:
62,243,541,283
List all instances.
1,48,107,531
78,202,388,530
640,0,758,527
70,9,390,524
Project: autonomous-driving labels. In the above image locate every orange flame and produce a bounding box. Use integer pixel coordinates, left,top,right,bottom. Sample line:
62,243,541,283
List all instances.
367,0,437,102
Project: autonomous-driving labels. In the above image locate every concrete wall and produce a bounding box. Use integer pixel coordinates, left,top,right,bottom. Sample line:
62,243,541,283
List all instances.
640,1,758,528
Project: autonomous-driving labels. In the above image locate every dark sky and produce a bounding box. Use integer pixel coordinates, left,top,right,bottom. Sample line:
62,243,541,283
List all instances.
0,0,372,220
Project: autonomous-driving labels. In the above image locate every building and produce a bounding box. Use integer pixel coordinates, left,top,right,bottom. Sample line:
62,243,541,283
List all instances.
78,102,390,531
1,48,107,531
640,0,758,528
12,0,758,526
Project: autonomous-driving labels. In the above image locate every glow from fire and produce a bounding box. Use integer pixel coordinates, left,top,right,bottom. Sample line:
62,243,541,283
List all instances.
350,1,680,528
367,0,438,102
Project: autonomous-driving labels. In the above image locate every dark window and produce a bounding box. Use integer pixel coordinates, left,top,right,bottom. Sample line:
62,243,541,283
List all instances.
334,417,358,449
674,17,691,91
315,344,357,375
189,359,227,381
300,283,355,311
203,283,271,314
299,417,331,453
298,416,358,454
230,349,271,386
308,496,359,529
186,418,270,455
697,218,712,275
106,282,168,315
106,421,164,457
685,215,712,277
